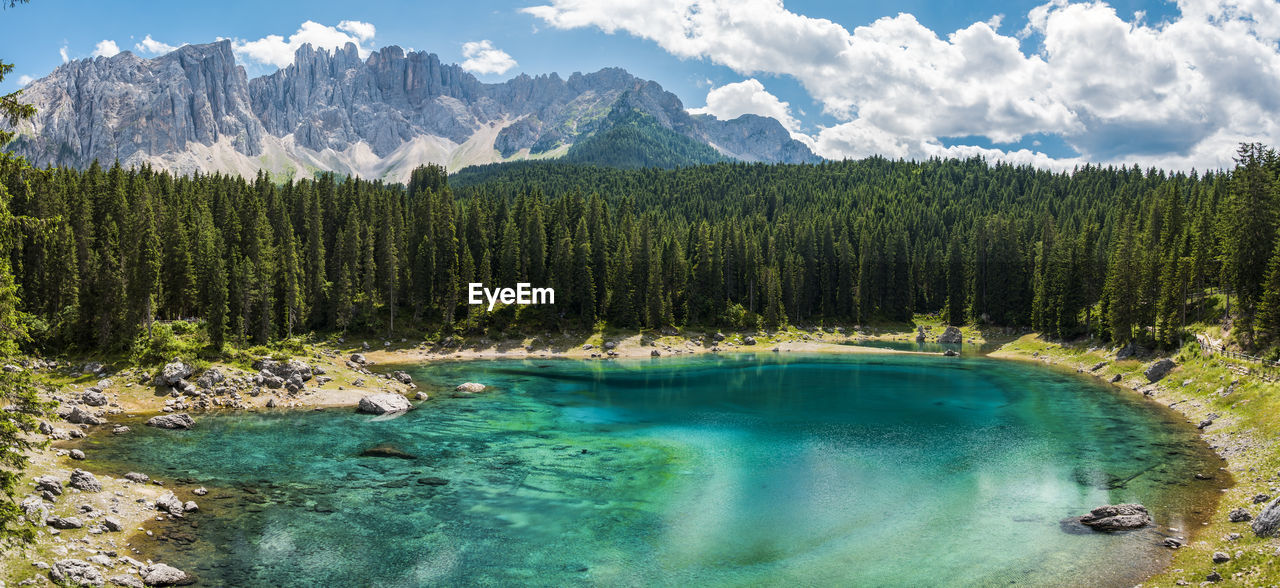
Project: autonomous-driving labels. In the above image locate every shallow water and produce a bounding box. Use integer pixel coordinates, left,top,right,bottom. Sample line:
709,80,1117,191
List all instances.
841,339,1000,354
85,353,1224,587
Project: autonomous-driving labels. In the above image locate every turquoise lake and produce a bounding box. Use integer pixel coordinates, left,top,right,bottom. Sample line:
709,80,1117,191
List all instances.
84,353,1225,587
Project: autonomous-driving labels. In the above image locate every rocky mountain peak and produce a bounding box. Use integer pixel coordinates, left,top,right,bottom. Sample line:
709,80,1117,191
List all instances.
8,40,818,181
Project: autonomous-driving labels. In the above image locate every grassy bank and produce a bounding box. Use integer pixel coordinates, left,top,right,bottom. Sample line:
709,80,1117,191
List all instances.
992,335,1280,586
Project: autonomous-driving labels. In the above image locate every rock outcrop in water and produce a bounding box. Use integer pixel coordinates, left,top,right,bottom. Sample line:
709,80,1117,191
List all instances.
9,41,818,182
1067,503,1153,532
454,382,487,394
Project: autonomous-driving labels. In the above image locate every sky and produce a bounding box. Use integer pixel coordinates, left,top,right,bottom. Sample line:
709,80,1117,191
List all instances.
1,0,1277,171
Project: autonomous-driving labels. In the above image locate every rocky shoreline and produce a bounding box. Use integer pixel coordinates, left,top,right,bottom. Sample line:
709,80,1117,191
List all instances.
991,338,1280,585
0,324,1016,587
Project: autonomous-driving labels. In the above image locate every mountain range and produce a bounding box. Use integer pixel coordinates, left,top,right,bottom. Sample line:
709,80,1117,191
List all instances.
5,40,818,181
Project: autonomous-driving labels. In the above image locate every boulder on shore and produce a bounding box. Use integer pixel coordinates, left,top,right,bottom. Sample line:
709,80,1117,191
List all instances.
66,405,104,425
938,326,963,344
156,491,185,515
1252,496,1280,537
147,413,195,430
157,361,193,386
81,390,108,406
392,371,413,385
1071,503,1153,532
1144,358,1176,382
49,558,104,587
195,368,225,389
68,469,102,492
141,563,190,586
254,358,313,382
46,515,84,529
357,393,412,415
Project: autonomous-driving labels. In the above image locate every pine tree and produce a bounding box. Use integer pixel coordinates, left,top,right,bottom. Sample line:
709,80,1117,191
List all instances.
763,266,786,329
944,231,966,325
572,218,596,323
1255,241,1280,347
127,184,161,338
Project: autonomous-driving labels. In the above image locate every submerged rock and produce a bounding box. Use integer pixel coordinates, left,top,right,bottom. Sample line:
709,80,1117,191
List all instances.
417,477,449,486
360,444,417,460
147,413,195,429
357,393,412,414
1069,504,1152,532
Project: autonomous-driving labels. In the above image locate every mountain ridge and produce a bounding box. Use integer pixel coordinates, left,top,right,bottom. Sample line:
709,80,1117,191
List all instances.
6,40,818,181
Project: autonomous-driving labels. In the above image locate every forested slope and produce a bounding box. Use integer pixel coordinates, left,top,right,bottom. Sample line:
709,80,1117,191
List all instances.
4,145,1278,356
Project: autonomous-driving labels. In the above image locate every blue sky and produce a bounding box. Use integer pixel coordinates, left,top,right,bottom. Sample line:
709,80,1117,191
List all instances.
1,0,1275,170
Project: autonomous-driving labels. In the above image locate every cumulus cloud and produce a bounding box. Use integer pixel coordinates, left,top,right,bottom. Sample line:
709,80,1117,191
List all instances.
232,20,377,69
59,45,68,63
92,39,119,58
690,79,807,138
17,75,34,86
338,20,376,42
460,40,517,75
524,0,1280,170
135,35,178,55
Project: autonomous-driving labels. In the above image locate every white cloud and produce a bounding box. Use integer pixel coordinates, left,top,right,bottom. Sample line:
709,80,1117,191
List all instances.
690,79,807,138
17,75,34,86
92,39,120,58
231,20,378,69
59,45,68,63
524,0,1280,170
135,35,178,55
460,40,517,75
338,20,376,42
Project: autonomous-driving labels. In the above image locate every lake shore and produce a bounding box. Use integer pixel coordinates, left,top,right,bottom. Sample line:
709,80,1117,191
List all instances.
7,323,1272,586
991,336,1280,586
